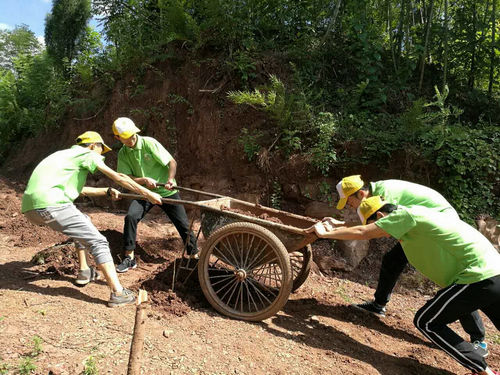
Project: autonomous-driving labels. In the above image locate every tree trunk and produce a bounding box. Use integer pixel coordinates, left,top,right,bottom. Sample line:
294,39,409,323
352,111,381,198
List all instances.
396,0,406,59
418,0,434,93
488,0,497,96
443,0,449,89
387,0,399,75
468,2,478,89
320,0,343,45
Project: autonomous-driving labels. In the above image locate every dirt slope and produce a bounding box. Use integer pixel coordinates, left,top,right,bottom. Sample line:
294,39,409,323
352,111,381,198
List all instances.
0,177,499,375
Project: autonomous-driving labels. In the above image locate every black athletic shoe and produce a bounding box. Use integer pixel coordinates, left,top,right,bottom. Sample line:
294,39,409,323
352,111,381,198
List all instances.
351,301,386,317
472,341,489,358
116,256,137,273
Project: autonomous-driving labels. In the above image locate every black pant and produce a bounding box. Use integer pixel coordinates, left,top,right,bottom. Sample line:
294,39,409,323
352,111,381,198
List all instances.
123,192,197,255
374,242,485,342
414,275,500,372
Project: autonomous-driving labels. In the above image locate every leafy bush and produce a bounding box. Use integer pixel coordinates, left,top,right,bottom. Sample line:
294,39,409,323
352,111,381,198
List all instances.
228,74,312,156
422,124,499,221
0,52,70,162
238,128,263,162
309,112,337,175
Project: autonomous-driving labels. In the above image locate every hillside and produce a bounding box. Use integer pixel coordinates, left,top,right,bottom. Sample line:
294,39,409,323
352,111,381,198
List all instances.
1,176,499,374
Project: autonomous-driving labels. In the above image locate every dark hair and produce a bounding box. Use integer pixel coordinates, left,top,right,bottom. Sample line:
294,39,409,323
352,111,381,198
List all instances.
366,203,398,222
76,141,103,148
359,183,371,192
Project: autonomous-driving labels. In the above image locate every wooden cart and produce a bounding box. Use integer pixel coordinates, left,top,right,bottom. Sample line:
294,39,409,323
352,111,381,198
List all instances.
122,187,319,321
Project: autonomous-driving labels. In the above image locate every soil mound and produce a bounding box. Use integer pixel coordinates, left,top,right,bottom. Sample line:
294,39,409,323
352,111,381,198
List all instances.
0,177,66,247
31,241,82,277
134,260,208,317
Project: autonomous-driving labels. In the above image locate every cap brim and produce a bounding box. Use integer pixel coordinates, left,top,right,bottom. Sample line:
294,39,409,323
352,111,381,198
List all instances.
102,144,112,154
120,130,139,139
336,198,347,210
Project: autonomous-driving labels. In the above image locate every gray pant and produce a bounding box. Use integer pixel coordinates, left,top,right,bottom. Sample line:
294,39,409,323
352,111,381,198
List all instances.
24,204,113,264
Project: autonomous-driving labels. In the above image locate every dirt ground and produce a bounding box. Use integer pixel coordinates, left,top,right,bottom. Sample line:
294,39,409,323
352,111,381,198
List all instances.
1,176,499,375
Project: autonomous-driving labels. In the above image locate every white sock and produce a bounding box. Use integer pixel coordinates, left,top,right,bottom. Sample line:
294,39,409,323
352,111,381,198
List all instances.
485,367,496,375
114,286,124,295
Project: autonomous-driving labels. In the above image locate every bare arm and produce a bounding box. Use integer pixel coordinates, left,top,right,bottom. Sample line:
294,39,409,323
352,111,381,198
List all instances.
165,158,177,190
81,186,121,200
96,162,162,204
320,218,363,228
80,187,108,197
313,221,391,240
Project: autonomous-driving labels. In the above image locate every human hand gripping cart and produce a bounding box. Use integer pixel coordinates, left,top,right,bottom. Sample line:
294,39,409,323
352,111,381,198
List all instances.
121,186,319,321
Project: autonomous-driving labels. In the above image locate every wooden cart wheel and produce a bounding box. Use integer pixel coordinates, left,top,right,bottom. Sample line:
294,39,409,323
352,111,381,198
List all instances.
289,244,312,292
198,222,292,321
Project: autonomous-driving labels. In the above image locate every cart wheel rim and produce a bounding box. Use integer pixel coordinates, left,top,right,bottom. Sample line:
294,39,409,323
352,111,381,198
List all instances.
199,222,292,321
289,245,312,292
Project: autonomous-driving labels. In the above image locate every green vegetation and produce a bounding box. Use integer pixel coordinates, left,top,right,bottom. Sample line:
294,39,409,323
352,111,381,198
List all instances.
490,334,500,345
0,0,498,221
334,282,352,303
7,335,45,374
17,356,36,375
270,179,282,209
238,128,263,162
30,335,43,357
45,0,92,74
82,356,99,375
0,360,9,375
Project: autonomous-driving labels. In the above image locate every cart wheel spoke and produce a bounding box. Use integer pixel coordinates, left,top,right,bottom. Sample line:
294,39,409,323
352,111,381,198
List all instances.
213,246,237,269
199,222,292,321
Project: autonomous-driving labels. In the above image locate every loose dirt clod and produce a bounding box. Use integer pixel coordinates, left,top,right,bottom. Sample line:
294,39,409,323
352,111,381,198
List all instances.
220,205,284,224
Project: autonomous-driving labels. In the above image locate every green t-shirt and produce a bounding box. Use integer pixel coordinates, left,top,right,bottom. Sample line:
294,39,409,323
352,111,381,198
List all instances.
371,179,458,218
117,135,177,197
21,145,104,212
376,205,500,287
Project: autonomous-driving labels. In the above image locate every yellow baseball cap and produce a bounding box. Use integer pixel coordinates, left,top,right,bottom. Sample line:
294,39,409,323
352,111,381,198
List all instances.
112,117,141,139
75,131,111,153
357,196,385,225
336,175,364,209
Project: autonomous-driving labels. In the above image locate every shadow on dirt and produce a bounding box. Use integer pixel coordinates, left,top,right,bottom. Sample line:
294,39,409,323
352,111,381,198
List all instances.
101,229,170,265
136,258,212,316
6,230,208,312
282,298,430,347
262,303,455,375
0,260,107,306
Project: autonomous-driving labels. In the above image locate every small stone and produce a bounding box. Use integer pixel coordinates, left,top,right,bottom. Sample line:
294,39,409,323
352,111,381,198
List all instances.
163,329,173,338
310,315,320,323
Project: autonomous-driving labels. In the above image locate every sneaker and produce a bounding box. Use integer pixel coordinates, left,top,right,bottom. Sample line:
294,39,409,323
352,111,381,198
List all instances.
108,288,136,307
472,340,489,358
116,256,137,273
75,267,100,286
351,301,386,317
